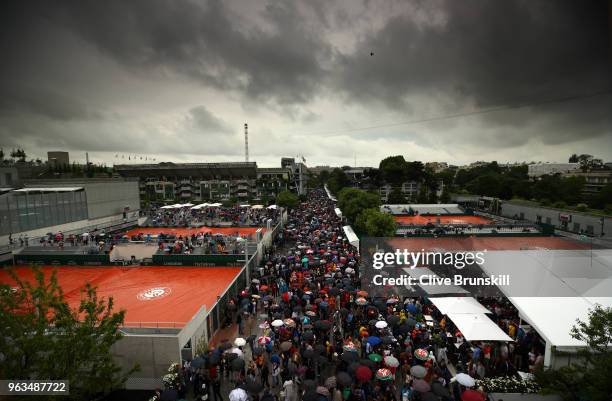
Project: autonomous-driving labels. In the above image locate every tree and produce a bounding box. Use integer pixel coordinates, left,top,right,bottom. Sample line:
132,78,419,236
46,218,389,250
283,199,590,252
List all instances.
569,154,579,163
0,148,4,160
439,188,451,203
338,188,380,223
379,156,408,184
535,306,612,401
327,168,349,194
0,267,137,400
276,190,299,209
416,185,428,203
355,208,396,236
387,188,407,204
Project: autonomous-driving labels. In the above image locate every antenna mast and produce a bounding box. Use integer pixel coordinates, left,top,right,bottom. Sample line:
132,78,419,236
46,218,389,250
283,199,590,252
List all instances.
244,123,249,162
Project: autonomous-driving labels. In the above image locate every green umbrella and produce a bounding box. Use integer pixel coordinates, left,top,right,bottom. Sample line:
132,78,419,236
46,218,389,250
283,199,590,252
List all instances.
368,353,382,362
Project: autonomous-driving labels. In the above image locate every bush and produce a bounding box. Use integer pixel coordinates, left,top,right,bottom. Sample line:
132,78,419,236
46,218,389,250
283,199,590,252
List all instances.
575,203,588,212
552,201,567,209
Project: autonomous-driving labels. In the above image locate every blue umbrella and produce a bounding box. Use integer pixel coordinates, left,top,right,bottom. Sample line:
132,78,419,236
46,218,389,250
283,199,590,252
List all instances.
271,354,281,363
320,301,329,308
406,303,417,314
367,336,382,346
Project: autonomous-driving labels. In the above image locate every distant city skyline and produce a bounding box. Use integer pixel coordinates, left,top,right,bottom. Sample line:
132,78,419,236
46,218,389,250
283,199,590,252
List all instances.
1,0,610,168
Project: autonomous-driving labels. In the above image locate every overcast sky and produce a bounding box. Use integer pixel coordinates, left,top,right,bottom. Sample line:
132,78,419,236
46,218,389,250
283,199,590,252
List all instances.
1,0,610,168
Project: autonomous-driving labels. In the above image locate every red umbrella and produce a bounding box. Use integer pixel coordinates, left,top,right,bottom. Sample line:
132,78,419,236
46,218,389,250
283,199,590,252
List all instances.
355,366,372,382
260,285,269,291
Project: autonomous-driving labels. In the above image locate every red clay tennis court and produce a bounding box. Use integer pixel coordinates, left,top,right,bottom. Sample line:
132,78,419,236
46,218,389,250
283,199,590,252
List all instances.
0,266,241,328
394,215,494,225
387,236,592,251
126,227,264,238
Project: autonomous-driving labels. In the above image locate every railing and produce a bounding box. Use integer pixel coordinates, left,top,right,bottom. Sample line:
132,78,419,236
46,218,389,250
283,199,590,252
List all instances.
122,321,187,329
201,215,284,344
1,216,139,253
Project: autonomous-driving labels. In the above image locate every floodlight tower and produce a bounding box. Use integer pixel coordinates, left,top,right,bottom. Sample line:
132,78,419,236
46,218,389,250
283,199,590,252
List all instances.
244,123,249,163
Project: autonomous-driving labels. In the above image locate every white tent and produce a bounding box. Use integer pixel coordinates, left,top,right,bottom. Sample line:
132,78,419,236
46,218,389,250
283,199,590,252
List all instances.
267,204,278,209
334,208,343,218
342,225,359,248
430,297,491,315
447,313,513,342
208,202,222,207
239,204,251,208
160,205,174,209
182,203,194,207
251,204,264,209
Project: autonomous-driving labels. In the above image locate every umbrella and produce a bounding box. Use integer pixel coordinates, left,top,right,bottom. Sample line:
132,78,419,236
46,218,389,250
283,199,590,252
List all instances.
209,352,221,365
229,388,248,401
410,365,427,379
432,382,452,398
384,356,399,368
160,388,178,401
367,335,382,345
280,341,292,351
368,353,382,363
231,358,245,371
251,279,260,284
342,342,357,352
381,336,395,345
246,378,263,394
355,297,368,306
455,373,476,388
305,310,317,317
355,365,373,382
234,338,246,347
303,349,316,359
257,336,271,345
229,347,244,358
283,318,296,327
316,386,330,397
375,320,388,329
314,320,332,331
252,347,264,356
271,319,284,327
260,285,269,291
386,315,400,326
347,362,360,374
357,290,368,297
325,376,336,389
336,372,352,387
412,378,431,393
271,354,281,363
387,298,399,304
302,331,315,341
251,294,261,299
414,348,429,361
375,368,393,381
341,352,358,363
360,359,377,368
191,356,205,369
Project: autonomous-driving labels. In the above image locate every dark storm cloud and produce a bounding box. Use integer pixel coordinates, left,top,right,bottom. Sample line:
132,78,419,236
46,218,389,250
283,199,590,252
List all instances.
337,0,610,108
4,0,331,106
0,0,610,163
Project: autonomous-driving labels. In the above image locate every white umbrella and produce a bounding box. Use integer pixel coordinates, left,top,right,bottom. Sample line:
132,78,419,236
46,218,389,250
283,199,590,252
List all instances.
252,279,260,284
228,347,244,358
345,267,355,274
271,319,284,327
234,337,246,347
375,321,388,329
229,387,248,401
384,355,399,368
454,373,475,387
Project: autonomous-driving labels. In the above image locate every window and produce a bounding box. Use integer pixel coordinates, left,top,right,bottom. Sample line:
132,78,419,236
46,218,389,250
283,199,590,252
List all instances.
4,173,12,186
546,217,552,224
586,225,594,235
573,222,580,232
